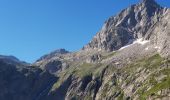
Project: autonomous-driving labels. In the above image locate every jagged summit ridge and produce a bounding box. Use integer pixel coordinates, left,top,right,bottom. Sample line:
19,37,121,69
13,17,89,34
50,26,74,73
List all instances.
142,0,159,3
140,0,161,9
83,0,170,57
142,0,157,4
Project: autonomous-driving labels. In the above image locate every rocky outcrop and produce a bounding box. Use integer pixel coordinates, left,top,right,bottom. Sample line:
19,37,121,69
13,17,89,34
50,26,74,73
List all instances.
44,60,63,73
86,54,102,63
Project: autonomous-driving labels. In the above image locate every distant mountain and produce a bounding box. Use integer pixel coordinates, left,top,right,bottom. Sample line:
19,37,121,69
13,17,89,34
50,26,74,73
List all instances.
0,55,28,66
0,55,19,62
35,49,70,74
36,49,69,62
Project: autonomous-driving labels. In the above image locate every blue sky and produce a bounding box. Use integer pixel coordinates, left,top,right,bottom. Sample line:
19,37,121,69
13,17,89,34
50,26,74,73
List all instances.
0,0,169,63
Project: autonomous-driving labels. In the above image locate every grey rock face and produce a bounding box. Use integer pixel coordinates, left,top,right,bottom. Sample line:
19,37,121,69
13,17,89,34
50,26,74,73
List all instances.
86,54,102,63
44,60,63,73
83,0,170,57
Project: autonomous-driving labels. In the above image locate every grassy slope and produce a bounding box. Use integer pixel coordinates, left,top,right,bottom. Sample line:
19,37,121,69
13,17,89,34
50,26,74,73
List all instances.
51,53,170,99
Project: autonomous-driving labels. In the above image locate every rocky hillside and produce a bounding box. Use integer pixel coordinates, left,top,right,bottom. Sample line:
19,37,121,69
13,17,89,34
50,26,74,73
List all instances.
0,0,170,100
0,59,57,100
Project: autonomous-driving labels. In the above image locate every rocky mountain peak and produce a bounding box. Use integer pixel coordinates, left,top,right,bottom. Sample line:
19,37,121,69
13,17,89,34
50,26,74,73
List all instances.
140,0,162,15
52,49,69,54
36,49,69,62
83,0,170,57
141,0,161,9
142,0,158,4
142,0,157,4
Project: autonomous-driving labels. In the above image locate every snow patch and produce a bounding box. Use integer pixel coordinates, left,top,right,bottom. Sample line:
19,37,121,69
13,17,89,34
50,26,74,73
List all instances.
119,38,150,50
154,46,160,49
134,38,149,45
119,44,133,50
119,39,134,50
154,46,161,52
115,62,120,65
145,47,149,50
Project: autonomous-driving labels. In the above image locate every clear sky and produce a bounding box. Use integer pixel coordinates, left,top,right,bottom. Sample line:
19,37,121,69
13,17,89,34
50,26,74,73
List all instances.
0,0,169,63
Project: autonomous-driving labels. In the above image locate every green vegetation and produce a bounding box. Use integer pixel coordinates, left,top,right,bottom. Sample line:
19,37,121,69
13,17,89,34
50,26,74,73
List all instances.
84,96,93,100
122,54,163,74
74,63,95,78
52,62,102,90
51,73,71,91
102,51,117,59
51,66,76,91
117,91,124,100
101,82,111,97
120,54,170,100
139,54,163,69
149,76,158,85
93,64,107,78
135,54,170,100
52,53,170,100
160,68,170,76
140,76,170,100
